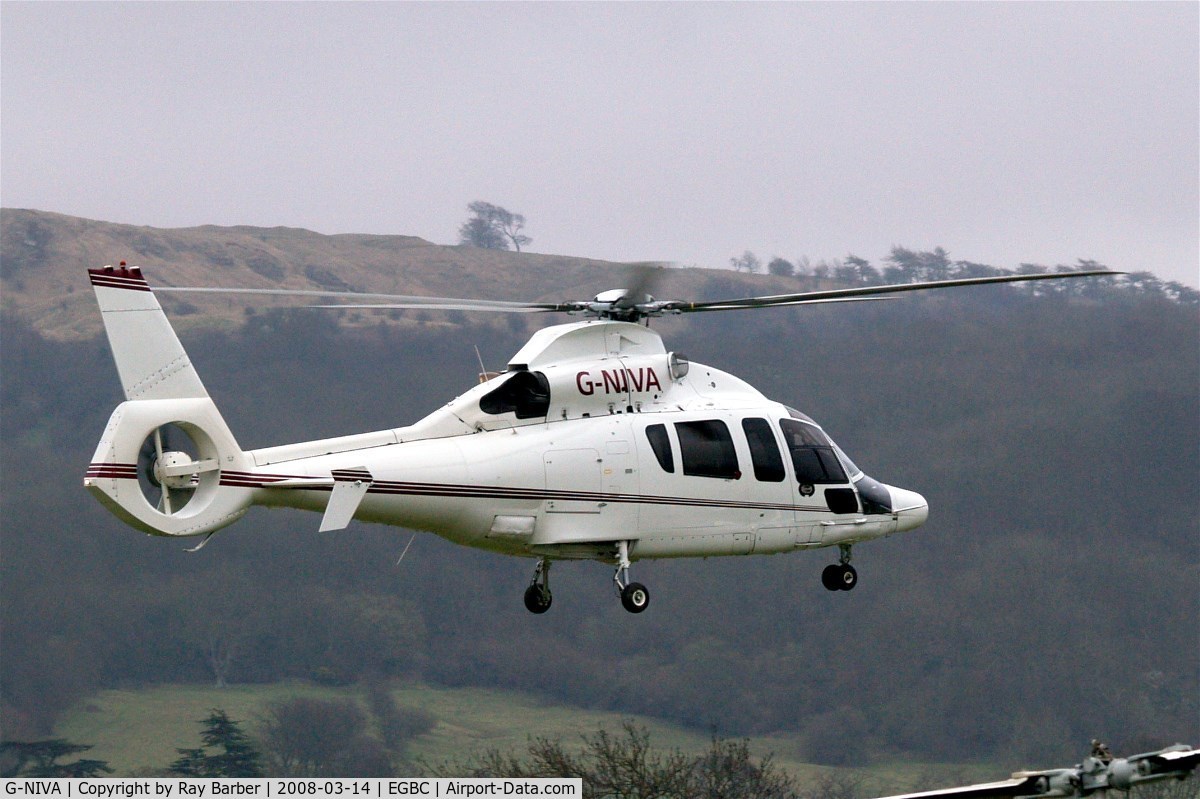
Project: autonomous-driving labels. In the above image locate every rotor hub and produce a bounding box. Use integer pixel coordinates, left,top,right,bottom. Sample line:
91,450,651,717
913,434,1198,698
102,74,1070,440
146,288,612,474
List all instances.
153,450,199,490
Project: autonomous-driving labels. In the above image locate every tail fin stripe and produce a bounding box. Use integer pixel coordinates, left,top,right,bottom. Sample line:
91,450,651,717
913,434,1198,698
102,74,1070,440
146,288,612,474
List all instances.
86,462,139,479
88,266,151,291
89,275,152,291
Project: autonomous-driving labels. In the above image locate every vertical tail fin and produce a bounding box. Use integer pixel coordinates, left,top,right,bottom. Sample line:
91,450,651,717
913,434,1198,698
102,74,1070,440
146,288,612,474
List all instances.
86,265,253,537
88,263,209,400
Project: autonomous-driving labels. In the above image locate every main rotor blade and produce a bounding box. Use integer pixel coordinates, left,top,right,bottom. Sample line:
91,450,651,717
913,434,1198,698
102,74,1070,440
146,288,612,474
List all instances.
311,302,556,313
155,266,1120,322
666,269,1120,313
681,296,898,312
157,286,562,312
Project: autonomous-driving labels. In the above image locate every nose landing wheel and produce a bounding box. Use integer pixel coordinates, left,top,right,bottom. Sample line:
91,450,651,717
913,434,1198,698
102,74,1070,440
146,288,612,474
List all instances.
620,582,650,613
822,544,858,591
821,563,858,591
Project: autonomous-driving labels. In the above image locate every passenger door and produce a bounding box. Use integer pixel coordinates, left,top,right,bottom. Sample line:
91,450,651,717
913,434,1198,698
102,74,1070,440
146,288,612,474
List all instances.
632,416,753,556
739,417,813,551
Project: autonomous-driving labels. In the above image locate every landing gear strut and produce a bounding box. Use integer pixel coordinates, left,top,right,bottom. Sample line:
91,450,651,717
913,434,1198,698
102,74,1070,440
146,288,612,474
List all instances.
821,544,858,592
524,557,552,614
614,540,649,613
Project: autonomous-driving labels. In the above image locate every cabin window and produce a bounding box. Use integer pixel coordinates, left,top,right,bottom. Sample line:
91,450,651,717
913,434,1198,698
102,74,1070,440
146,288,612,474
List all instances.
645,424,674,473
479,371,551,419
779,419,848,484
742,418,785,482
675,420,740,479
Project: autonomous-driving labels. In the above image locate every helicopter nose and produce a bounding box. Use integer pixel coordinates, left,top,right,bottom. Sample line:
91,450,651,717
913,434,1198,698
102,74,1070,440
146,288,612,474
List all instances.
890,487,929,532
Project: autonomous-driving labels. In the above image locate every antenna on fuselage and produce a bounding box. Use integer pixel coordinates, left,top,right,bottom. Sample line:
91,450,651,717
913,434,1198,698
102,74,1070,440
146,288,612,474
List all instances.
474,345,502,383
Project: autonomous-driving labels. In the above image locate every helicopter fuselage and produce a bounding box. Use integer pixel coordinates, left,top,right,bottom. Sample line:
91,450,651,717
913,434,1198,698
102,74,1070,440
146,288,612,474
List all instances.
234,320,928,563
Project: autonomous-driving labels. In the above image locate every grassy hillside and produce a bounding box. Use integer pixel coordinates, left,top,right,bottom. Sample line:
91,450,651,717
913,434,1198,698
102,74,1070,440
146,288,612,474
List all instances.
0,208,804,340
53,680,992,791
56,681,710,775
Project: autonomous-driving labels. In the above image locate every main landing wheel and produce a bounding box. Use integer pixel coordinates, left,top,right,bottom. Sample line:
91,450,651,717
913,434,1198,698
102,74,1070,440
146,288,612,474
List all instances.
621,582,650,613
524,557,552,614
524,584,552,614
613,541,650,614
822,563,858,592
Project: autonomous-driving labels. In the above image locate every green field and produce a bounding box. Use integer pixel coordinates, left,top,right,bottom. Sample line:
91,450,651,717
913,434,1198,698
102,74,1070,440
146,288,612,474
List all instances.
52,681,994,792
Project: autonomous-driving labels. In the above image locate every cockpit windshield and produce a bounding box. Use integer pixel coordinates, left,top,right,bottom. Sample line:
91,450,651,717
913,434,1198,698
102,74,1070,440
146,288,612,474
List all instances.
784,407,893,514
779,419,848,484
785,407,863,480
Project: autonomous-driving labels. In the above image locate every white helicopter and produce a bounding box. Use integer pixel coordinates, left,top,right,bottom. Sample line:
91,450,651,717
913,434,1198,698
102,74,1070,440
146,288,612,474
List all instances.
84,263,1114,613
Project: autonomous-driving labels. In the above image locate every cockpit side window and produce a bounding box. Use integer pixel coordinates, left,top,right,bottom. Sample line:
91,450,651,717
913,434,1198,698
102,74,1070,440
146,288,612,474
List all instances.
742,418,785,482
480,371,551,419
675,420,740,479
645,423,674,473
785,406,818,424
833,443,862,480
779,419,848,484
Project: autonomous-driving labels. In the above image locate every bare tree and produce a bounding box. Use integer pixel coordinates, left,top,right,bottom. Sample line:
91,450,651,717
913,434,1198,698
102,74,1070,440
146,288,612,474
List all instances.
459,201,531,252
429,721,803,799
257,697,390,777
797,772,864,799
730,251,761,274
207,631,235,689
364,677,436,755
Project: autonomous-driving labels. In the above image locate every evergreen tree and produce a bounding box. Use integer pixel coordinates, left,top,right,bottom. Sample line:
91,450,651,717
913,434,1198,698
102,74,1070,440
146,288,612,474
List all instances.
168,709,264,777
0,740,112,777
167,747,208,777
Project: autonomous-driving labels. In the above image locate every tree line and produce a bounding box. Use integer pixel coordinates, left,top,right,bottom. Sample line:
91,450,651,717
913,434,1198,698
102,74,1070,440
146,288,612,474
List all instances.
729,246,1199,307
453,201,1197,314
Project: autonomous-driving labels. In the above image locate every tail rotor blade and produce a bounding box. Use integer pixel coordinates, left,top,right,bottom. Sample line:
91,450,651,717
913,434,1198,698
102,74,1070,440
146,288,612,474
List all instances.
154,427,173,514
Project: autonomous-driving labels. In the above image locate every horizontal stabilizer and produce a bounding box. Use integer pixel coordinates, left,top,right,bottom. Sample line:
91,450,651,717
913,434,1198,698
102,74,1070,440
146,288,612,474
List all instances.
259,477,336,489
319,467,373,532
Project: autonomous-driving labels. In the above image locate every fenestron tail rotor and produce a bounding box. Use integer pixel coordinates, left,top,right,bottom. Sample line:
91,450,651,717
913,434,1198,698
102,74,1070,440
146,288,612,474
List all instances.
136,422,217,515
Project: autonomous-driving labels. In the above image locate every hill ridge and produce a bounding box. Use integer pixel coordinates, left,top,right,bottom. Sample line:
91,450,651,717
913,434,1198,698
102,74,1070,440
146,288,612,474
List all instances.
1,208,792,340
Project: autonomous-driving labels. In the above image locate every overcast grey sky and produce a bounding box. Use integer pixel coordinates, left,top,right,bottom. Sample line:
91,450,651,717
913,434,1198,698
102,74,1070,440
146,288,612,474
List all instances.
3,2,1197,287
